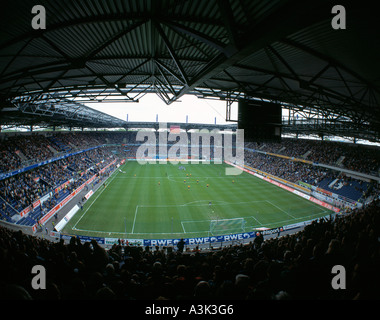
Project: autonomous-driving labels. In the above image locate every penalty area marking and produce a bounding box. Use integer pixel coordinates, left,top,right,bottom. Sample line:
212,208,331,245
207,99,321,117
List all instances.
131,200,268,235
71,178,330,236
71,209,329,237
265,200,297,219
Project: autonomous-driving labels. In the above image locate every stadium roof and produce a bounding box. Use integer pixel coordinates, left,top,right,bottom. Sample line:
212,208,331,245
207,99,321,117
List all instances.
0,0,379,139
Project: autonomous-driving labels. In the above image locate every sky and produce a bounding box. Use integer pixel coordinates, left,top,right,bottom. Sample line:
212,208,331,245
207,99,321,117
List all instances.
86,93,238,125
85,95,380,146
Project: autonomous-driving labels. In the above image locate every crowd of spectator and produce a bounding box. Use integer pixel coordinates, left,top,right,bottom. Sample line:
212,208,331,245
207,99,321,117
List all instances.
244,150,374,199
0,149,22,174
0,132,134,174
0,147,119,221
1,132,379,177
245,138,380,176
244,151,327,185
1,132,379,220
243,148,379,202
0,132,379,299
0,200,379,300
0,172,48,213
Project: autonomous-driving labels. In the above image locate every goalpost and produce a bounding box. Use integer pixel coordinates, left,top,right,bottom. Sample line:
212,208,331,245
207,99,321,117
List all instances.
209,217,246,235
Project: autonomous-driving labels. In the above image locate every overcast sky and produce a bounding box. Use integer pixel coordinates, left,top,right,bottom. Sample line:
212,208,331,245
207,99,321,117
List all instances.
86,93,238,125
85,94,380,146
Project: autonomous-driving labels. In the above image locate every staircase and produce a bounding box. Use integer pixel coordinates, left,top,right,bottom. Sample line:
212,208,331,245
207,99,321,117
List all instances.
328,179,339,189
15,150,28,162
47,145,58,154
302,150,312,159
335,156,345,166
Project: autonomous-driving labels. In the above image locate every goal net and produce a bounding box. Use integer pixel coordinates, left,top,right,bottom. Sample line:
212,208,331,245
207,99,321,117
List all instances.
209,217,246,235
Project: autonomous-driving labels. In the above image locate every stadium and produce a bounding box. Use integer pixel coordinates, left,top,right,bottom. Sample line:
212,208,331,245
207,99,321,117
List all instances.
0,0,379,302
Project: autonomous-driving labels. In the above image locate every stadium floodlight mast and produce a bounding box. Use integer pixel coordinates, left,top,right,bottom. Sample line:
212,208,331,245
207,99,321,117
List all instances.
135,122,244,175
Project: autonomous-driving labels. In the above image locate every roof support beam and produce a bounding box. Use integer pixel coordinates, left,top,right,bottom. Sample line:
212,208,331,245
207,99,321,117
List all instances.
267,45,300,82
163,0,333,105
154,21,189,86
85,19,148,60
154,59,187,86
280,38,380,96
161,20,228,56
217,0,238,49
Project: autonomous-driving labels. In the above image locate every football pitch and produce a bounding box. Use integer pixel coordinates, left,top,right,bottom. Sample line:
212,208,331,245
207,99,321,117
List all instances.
63,161,331,239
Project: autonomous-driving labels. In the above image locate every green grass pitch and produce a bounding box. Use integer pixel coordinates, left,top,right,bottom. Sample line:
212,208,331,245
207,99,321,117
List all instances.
63,161,331,239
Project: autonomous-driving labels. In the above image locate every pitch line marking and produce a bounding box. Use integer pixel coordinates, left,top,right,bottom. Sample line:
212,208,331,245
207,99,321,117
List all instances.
249,215,263,226
72,209,329,236
72,167,120,230
137,200,267,208
266,200,297,219
131,205,139,234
